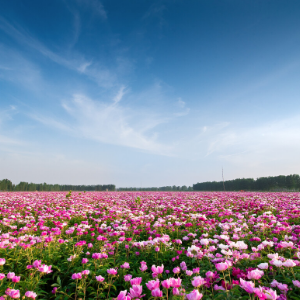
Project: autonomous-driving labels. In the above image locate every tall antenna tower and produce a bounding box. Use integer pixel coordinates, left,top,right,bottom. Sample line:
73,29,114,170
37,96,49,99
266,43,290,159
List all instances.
222,167,225,191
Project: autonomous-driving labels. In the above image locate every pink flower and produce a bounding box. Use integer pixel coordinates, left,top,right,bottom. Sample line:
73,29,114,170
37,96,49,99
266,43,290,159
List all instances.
96,275,105,282
140,264,148,272
151,264,164,274
92,253,102,259
32,260,41,268
130,277,142,286
0,273,5,280
239,278,255,293
81,270,90,275
191,276,205,288
146,279,160,290
180,261,187,271
121,262,130,269
193,268,200,274
173,267,180,274
38,264,52,274
257,263,268,270
7,272,15,279
206,271,214,278
72,273,82,280
172,288,180,295
170,277,182,288
107,268,118,275
7,289,20,299
186,270,193,276
82,258,89,264
129,285,143,298
116,290,131,300
124,275,132,282
215,262,228,271
12,276,21,283
151,288,163,297
0,258,5,265
186,289,203,300
161,279,172,289
293,280,300,288
282,259,296,267
247,269,264,280
25,291,37,299
214,284,225,291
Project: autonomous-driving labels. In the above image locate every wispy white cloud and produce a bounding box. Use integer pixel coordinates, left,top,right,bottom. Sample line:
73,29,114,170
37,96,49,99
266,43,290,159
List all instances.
76,0,107,20
174,98,190,117
31,92,173,155
0,17,116,88
0,45,42,91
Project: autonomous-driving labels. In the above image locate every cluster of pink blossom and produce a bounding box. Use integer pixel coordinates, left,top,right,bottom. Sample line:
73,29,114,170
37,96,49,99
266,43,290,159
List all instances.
0,191,300,299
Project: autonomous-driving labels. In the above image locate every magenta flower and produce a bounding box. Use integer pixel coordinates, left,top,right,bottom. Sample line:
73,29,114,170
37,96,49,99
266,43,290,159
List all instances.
0,273,5,280
92,253,102,259
32,260,41,268
186,289,203,300
72,273,82,280
12,276,21,283
82,258,89,264
173,267,180,274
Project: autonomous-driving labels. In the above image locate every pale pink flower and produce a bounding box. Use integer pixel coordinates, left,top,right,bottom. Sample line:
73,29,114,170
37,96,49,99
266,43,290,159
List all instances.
124,274,132,282
130,277,142,286
215,262,228,271
239,278,255,293
257,263,268,270
191,276,205,288
107,268,118,275
161,279,172,289
25,291,37,299
151,264,164,274
146,279,160,290
121,262,130,269
292,280,300,288
247,269,264,280
38,264,52,274
116,290,131,300
7,272,15,279
8,289,20,299
0,258,5,265
129,285,142,298
282,259,296,267
173,267,180,274
151,288,163,297
186,289,203,300
96,275,105,282
186,270,193,276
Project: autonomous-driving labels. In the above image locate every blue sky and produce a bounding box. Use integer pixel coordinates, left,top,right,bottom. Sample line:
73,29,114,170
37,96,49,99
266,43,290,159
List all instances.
1,0,300,187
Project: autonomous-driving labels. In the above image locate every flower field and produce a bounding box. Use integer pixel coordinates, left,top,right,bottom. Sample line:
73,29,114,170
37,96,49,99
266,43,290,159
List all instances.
1,192,300,300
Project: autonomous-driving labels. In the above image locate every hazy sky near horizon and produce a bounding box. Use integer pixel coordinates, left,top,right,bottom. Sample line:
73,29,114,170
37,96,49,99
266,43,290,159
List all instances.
1,0,300,187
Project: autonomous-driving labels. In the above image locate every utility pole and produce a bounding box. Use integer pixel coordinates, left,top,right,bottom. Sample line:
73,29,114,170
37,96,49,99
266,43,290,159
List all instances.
222,167,226,191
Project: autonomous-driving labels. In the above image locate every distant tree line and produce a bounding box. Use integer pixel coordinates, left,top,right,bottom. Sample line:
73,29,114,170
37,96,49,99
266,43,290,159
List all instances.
118,185,193,191
0,179,115,191
193,174,300,191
